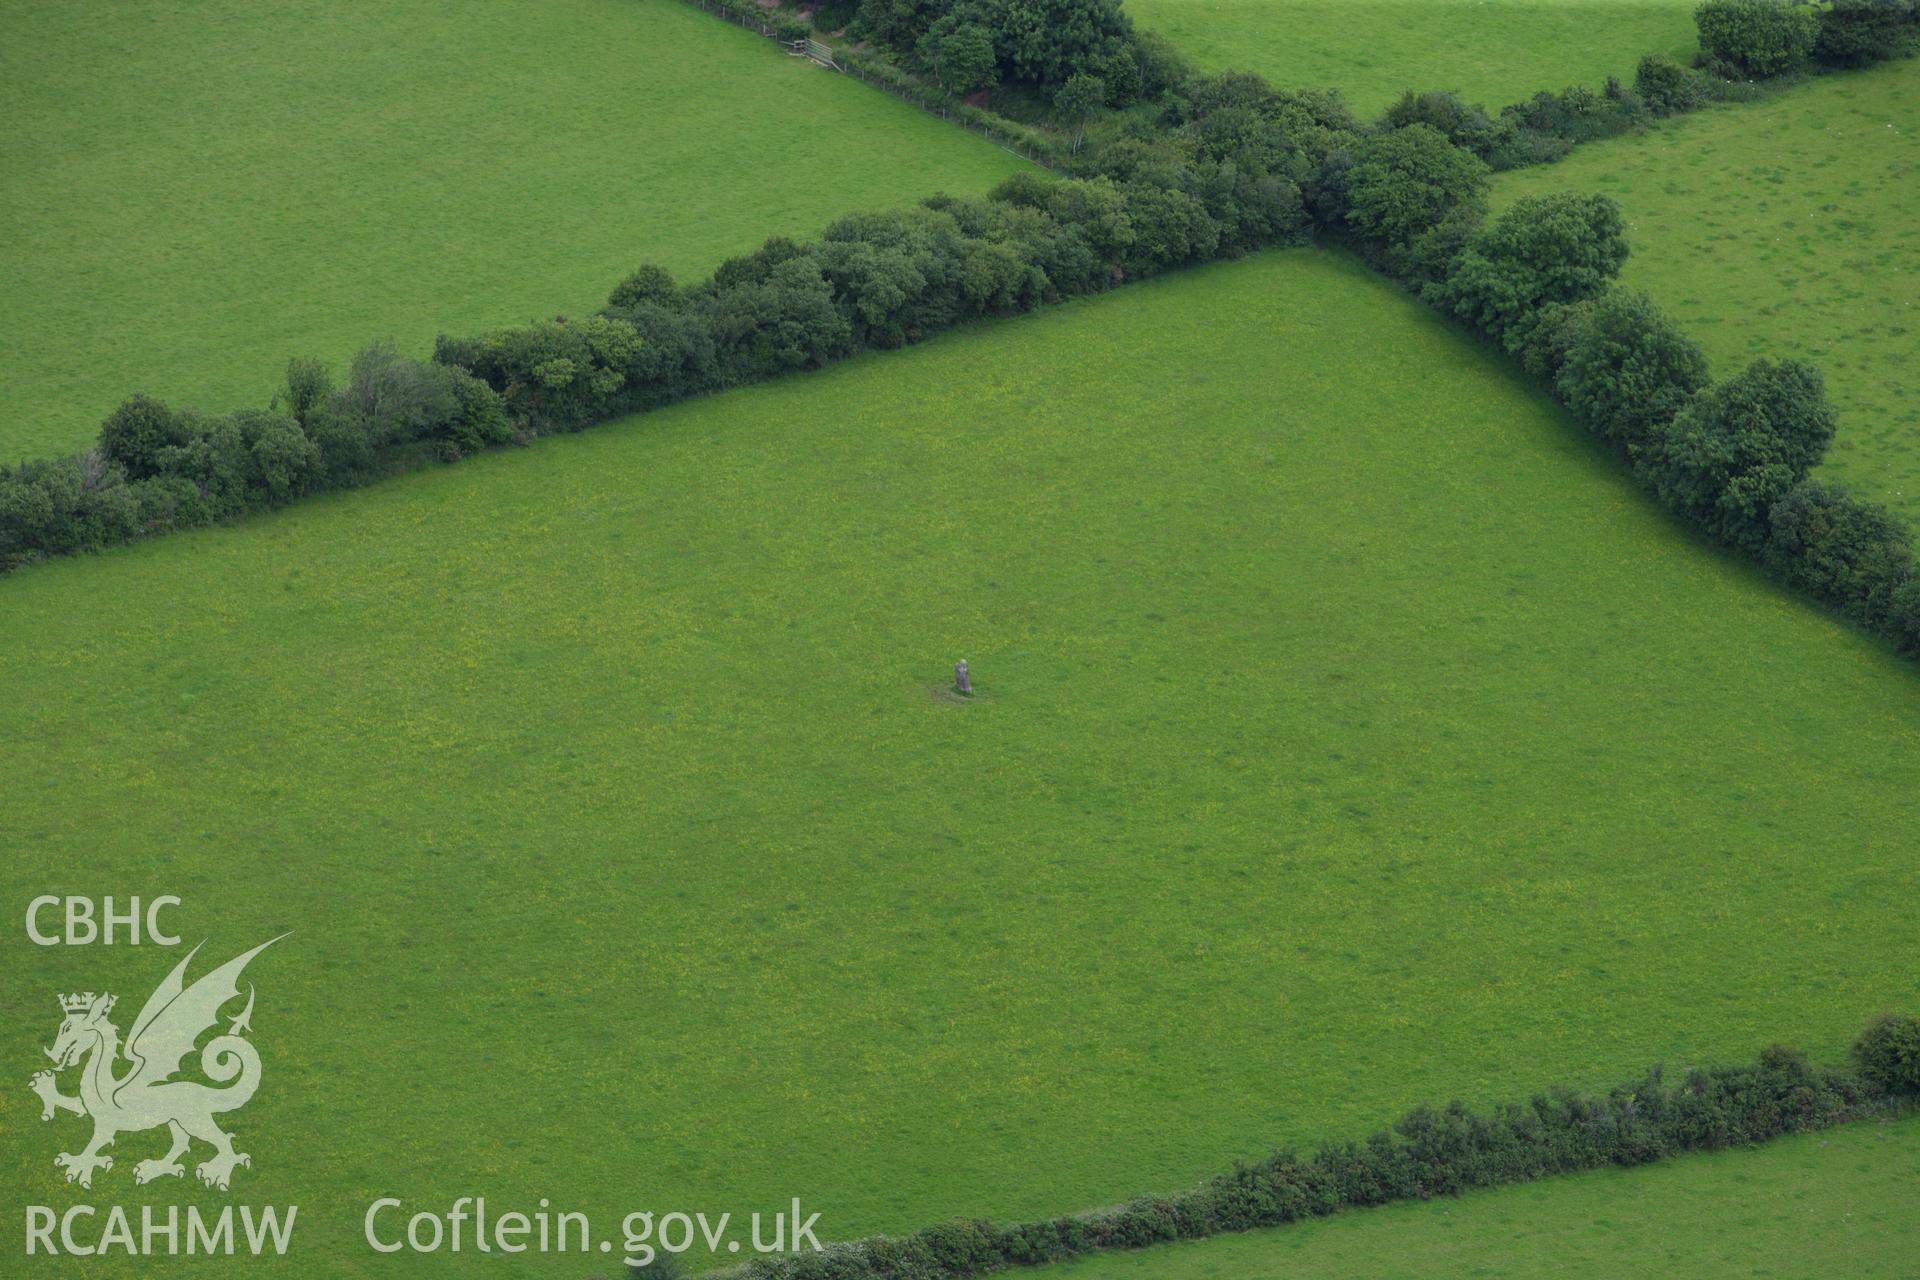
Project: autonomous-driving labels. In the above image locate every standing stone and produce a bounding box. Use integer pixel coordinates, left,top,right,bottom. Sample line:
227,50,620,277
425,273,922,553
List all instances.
954,659,972,696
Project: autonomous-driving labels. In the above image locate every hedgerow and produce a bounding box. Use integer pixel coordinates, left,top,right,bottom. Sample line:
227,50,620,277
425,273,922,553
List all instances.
687,1027,1907,1280
1362,0,1915,168
0,80,1326,574
7,0,1920,667
1404,184,1920,654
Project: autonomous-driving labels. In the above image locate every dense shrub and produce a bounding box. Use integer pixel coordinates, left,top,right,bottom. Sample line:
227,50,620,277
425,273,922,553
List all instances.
1553,289,1711,452
434,316,641,428
1765,479,1914,630
1506,299,1586,380
1643,358,1837,551
1167,75,1357,217
1814,0,1920,66
1052,71,1108,143
1485,130,1575,170
1382,90,1508,159
982,0,1135,89
924,21,998,93
1129,30,1196,100
854,0,1147,99
1695,0,1819,77
1425,192,1628,348
98,394,191,481
1893,577,1920,652
331,339,467,446
1852,1015,1920,1095
0,456,121,567
853,0,939,53
167,408,321,510
279,356,333,427
811,0,862,29
1377,86,1619,173
1634,53,1715,114
608,264,681,311
1500,78,1648,146
1336,124,1489,273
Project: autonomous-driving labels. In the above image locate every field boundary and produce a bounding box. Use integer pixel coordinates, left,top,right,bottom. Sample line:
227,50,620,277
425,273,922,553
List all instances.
677,0,808,43
700,1027,1916,1280
669,0,1062,168
7,3,1917,668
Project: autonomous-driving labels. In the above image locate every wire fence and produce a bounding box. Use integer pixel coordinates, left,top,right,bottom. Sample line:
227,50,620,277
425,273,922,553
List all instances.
676,0,804,42
833,57,1062,169
670,0,1061,170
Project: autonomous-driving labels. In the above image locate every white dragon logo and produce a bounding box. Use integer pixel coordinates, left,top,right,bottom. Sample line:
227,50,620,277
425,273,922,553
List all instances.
29,936,286,1191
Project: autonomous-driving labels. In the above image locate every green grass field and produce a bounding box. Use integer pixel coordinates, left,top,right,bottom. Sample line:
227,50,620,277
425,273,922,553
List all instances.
1126,0,1696,117
5,248,1917,1277
1495,56,1920,521
0,0,1030,461
1039,1113,1920,1280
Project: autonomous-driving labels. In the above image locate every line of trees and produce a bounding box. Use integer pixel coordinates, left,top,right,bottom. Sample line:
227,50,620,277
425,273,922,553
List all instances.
687,1018,1917,1280
1415,190,1920,649
1314,122,1920,652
